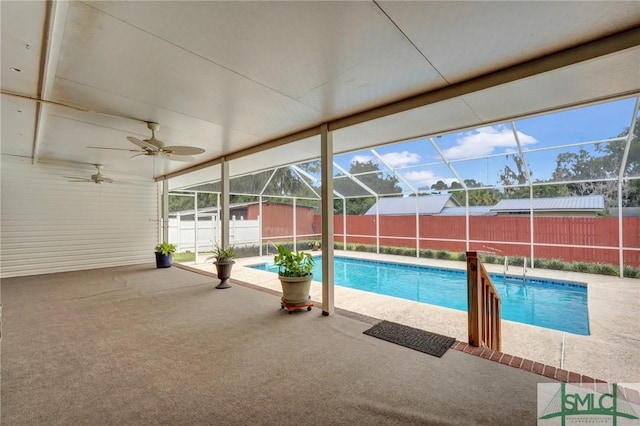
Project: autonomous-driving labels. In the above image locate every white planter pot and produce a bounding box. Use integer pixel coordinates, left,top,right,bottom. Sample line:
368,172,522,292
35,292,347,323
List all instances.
278,274,313,305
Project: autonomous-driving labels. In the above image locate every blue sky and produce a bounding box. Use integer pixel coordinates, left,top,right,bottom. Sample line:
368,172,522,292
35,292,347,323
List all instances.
332,96,637,191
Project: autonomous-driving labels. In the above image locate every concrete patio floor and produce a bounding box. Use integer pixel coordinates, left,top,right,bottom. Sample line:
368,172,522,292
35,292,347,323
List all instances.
185,250,639,388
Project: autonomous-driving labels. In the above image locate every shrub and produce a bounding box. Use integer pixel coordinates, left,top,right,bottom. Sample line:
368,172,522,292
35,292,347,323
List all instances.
623,265,640,279
391,247,404,256
436,250,450,260
483,254,497,264
456,252,467,261
402,248,417,257
546,259,567,271
590,263,619,276
423,250,434,258
571,262,590,273
509,256,524,267
533,258,548,269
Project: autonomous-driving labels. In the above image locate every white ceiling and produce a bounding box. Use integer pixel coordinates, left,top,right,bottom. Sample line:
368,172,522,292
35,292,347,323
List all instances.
1,1,639,185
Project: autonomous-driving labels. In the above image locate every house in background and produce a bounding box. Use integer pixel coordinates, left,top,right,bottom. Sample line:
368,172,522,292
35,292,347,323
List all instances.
364,194,606,217
490,195,605,217
364,194,460,216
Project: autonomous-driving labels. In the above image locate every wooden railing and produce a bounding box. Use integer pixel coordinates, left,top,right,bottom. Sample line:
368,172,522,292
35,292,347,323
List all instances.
466,251,501,351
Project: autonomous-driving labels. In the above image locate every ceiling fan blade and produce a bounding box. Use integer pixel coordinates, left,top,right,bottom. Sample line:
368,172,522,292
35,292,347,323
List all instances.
102,177,114,184
131,152,152,160
162,145,205,156
159,152,197,162
87,146,142,152
65,177,93,183
127,136,158,152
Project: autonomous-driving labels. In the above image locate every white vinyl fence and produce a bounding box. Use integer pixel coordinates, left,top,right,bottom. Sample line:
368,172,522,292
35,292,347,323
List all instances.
168,217,260,252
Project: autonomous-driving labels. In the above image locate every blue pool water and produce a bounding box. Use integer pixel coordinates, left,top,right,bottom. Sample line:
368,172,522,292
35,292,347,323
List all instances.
250,256,590,335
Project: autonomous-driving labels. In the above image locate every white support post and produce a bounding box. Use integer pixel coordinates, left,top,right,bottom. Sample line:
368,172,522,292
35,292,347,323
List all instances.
257,214,262,256
321,123,335,316
415,195,419,257
194,192,199,260
162,178,169,243
293,197,297,251
618,180,624,278
375,197,380,254
221,158,230,249
529,186,534,269
465,190,470,251
216,194,221,246
342,199,347,250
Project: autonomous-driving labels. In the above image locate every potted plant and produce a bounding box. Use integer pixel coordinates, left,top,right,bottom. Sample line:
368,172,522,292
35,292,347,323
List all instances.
209,244,236,289
308,240,321,251
154,242,176,268
273,245,315,310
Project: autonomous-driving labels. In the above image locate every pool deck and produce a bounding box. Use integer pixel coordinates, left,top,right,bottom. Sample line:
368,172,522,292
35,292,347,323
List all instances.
185,250,639,388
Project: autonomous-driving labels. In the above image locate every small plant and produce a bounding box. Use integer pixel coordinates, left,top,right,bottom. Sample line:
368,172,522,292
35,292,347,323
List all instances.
456,252,467,261
274,245,314,277
212,244,236,262
308,240,321,250
154,242,176,256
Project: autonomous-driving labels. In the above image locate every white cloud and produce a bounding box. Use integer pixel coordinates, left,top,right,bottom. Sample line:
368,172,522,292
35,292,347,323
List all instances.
350,154,374,164
442,125,537,160
380,150,421,168
403,170,457,188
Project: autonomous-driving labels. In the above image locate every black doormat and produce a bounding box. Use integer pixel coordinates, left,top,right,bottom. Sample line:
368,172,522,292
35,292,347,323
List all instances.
363,320,456,358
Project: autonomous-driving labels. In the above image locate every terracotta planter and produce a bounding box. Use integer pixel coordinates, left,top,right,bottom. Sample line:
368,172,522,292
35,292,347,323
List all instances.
278,274,313,305
214,260,235,289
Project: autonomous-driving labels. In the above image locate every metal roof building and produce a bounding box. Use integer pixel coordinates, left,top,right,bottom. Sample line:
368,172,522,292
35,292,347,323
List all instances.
491,195,605,216
364,194,460,215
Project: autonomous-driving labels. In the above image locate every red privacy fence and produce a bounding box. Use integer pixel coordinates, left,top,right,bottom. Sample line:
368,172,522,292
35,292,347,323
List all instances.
312,215,640,267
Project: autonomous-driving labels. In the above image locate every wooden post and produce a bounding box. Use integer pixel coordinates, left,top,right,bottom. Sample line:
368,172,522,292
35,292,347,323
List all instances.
467,251,482,347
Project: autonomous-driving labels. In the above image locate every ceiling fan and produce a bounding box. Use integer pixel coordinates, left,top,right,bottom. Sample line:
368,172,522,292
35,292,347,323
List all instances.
88,122,205,162
64,164,123,184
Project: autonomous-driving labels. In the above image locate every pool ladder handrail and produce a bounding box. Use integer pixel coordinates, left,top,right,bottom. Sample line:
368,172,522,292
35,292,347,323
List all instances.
265,240,279,256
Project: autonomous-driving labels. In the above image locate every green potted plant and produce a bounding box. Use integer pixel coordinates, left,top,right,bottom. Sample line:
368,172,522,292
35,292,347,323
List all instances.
308,240,321,251
208,244,236,289
154,242,176,268
273,245,315,311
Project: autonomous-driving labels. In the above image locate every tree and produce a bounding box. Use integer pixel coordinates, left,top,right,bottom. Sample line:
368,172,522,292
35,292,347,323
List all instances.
431,180,448,191
546,118,640,207
498,154,530,197
333,160,403,214
467,188,502,206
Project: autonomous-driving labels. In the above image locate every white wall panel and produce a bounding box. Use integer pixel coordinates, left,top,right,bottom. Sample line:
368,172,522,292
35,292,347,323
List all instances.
1,157,158,278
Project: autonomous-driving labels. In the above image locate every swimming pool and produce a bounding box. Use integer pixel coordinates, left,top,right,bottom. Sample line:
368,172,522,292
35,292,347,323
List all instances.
250,256,590,335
